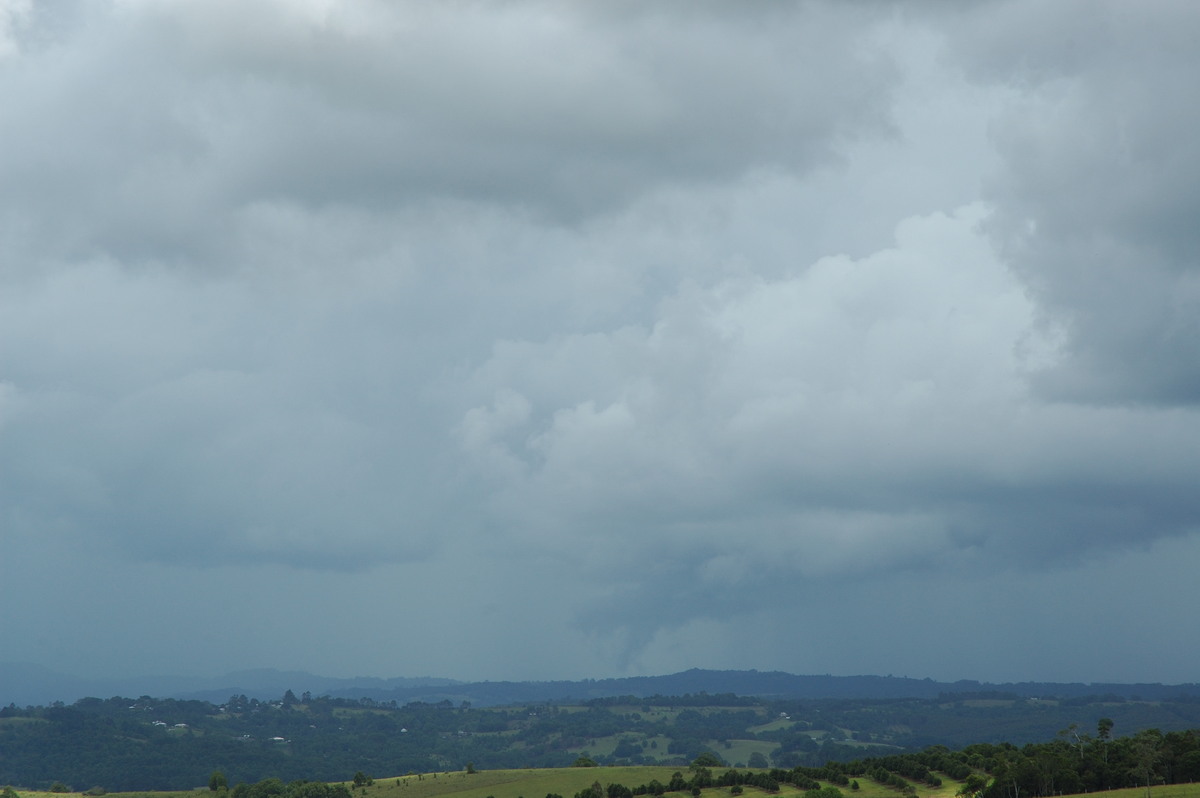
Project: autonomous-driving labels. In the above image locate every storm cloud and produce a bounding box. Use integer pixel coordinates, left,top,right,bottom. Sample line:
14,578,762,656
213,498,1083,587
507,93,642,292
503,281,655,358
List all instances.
2,0,1199,685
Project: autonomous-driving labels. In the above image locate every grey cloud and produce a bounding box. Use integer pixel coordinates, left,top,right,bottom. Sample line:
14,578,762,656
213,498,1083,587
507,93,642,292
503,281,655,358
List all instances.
4,0,1200,685
0,0,899,273
451,204,1200,643
0,251,456,570
943,1,1200,405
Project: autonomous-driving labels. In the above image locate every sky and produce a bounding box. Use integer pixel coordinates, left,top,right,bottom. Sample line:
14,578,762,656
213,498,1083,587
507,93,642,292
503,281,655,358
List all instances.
2,0,1200,689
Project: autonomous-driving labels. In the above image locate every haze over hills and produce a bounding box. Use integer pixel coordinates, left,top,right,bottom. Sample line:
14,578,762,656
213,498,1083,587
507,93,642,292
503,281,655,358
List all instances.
0,662,459,707
4,662,1199,708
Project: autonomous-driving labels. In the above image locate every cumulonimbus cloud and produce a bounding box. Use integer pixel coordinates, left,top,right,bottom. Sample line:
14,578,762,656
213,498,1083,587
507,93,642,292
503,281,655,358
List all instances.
457,205,1200,591
3,0,1200,681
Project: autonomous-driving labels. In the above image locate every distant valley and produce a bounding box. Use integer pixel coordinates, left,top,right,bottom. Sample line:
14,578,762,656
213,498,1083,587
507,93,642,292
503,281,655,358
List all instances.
4,667,1200,792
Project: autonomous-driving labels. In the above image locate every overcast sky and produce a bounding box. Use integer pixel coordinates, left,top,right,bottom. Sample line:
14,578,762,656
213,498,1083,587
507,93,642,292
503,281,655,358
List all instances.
3,0,1200,688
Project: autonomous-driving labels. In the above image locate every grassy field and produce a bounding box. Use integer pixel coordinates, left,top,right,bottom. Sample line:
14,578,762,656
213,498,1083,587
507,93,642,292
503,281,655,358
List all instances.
340,769,962,798
362,767,686,798
7,771,1200,798
714,740,779,767
2,768,874,798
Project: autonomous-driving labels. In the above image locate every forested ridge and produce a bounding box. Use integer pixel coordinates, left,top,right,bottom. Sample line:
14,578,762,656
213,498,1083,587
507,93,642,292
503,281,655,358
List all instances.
3,691,1200,793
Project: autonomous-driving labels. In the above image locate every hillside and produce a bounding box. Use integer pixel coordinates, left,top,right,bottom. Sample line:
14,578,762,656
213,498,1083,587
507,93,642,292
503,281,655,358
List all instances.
6,666,1200,709
4,689,1200,793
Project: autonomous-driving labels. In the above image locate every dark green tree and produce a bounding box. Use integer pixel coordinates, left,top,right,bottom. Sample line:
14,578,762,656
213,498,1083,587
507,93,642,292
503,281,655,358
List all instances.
1097,718,1115,764
957,773,987,798
1130,730,1163,798
607,784,632,798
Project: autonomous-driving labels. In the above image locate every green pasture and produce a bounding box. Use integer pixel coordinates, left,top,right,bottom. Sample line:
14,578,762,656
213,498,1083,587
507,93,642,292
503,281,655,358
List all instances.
819,778,962,798
710,739,778,767
746,719,799,735
566,734,634,758
10,771,1200,798
356,767,686,798
599,706,762,725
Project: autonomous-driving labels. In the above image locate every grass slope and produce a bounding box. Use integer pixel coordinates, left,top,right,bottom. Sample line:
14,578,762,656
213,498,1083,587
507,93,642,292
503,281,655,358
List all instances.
7,771,1199,798
332,768,960,798
362,768,684,798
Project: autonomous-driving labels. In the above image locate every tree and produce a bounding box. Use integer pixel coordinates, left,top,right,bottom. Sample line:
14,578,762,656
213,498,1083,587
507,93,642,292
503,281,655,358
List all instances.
957,773,986,798
613,738,642,759
607,784,633,798
572,757,598,768
1130,730,1163,798
1060,724,1090,759
211,772,229,792
748,752,769,769
1098,718,1115,764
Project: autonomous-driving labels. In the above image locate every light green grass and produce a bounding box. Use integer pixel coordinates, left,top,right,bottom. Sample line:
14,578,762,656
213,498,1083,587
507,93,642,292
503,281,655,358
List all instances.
356,767,686,798
15,771,1200,798
568,735,637,758
0,717,49,727
1074,788,1200,798
7,793,197,798
350,767,970,798
746,719,801,735
706,740,777,767
832,779,959,798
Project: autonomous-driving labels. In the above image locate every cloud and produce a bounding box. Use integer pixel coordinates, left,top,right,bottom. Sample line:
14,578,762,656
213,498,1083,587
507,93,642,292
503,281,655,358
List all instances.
460,207,1189,558
0,0,29,59
2,0,1200,684
452,201,1200,647
943,0,1200,405
0,0,908,572
0,0,899,275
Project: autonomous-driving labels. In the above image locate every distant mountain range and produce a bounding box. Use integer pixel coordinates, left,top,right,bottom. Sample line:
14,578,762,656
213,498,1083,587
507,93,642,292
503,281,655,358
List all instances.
0,662,459,707
4,661,1199,707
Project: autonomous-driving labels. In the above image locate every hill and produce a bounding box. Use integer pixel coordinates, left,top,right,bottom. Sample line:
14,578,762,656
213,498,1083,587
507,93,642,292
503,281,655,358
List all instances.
5,687,1200,792
6,664,1200,709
